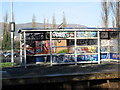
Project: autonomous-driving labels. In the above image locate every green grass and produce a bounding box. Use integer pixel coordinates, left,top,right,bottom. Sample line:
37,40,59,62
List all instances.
1,62,16,68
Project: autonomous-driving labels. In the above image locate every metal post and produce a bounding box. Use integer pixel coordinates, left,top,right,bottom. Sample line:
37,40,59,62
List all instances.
10,0,14,66
116,29,119,61
11,32,14,65
98,31,100,64
108,39,110,62
24,32,27,68
74,31,77,65
10,0,13,22
50,31,52,66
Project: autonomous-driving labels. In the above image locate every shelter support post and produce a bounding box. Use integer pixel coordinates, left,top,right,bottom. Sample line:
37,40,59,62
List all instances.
50,31,53,66
74,31,77,65
98,31,100,64
23,32,27,68
20,33,22,64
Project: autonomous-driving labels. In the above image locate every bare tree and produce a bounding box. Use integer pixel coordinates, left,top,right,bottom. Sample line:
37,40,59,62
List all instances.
116,0,119,28
32,14,36,28
43,18,46,28
2,12,11,50
46,19,49,28
101,0,110,28
62,12,67,27
52,14,56,28
109,0,119,28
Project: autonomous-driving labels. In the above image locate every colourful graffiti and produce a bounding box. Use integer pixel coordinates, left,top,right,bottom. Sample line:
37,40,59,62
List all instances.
110,46,118,52
101,53,108,59
52,55,75,63
101,40,109,46
52,32,74,38
77,54,98,61
109,32,119,39
100,32,109,39
110,53,120,60
77,47,98,53
77,31,97,37
110,40,118,45
77,39,97,45
101,47,108,52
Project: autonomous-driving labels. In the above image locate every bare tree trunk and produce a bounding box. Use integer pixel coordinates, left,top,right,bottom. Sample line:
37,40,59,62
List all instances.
2,12,11,50
101,0,109,28
43,18,46,28
63,12,67,27
109,0,119,28
116,0,119,28
52,14,56,28
32,14,36,28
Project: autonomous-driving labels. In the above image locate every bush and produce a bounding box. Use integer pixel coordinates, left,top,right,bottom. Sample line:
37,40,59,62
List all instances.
57,49,68,54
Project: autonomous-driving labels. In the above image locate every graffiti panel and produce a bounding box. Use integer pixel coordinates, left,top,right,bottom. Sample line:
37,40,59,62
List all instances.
101,40,109,46
52,31,74,38
77,47,98,53
110,46,118,52
52,55,75,63
100,53,108,59
77,54,98,61
77,39,97,45
109,40,118,45
77,31,97,37
101,46,109,52
110,53,120,60
109,32,119,39
100,32,109,39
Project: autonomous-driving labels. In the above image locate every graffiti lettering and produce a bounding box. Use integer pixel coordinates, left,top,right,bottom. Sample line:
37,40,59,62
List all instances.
112,54,120,58
77,31,97,37
52,32,74,38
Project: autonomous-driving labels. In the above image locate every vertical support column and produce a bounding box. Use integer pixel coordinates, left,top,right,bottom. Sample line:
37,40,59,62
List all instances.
118,31,120,60
23,32,27,68
108,39,110,61
98,31,100,64
20,33,22,64
74,31,77,65
50,31,52,66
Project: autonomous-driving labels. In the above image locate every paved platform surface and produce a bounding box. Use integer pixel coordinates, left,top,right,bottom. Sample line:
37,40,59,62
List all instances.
2,61,120,78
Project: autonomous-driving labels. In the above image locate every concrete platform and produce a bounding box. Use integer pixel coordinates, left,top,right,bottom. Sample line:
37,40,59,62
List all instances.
2,61,120,86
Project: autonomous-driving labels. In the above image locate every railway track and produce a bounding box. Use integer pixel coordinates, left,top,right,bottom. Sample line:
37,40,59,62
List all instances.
2,78,120,90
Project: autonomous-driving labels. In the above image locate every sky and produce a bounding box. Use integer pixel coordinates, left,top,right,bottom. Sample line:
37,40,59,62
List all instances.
1,1,103,27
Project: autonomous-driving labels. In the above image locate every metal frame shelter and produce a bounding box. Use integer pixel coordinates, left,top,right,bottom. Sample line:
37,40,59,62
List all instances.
18,28,119,68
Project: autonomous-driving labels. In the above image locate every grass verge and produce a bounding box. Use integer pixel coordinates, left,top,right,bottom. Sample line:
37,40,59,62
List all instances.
1,62,16,68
